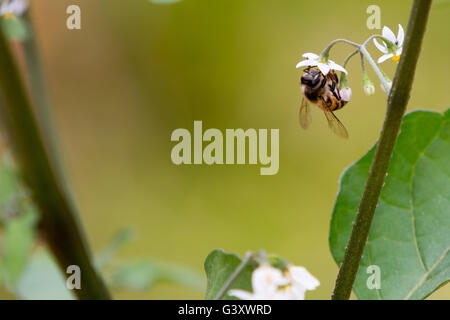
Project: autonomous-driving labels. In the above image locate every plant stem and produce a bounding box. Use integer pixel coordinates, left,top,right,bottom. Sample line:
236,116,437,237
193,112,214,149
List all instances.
359,45,390,93
342,49,359,68
214,251,253,300
359,52,367,74
0,26,111,299
332,0,433,300
320,39,360,60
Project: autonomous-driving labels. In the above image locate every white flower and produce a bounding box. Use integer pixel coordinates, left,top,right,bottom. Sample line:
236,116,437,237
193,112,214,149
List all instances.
373,25,404,63
0,0,29,18
339,87,352,102
285,265,320,300
229,265,289,300
229,264,319,300
296,52,348,76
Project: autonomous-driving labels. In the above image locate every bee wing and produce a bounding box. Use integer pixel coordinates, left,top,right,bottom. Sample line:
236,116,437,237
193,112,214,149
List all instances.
299,97,312,129
323,109,349,139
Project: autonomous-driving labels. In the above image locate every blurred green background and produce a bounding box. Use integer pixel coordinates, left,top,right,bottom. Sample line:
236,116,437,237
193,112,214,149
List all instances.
2,0,449,299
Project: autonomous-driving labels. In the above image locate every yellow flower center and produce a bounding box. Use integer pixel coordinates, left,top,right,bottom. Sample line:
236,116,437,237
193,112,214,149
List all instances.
3,13,17,20
392,55,400,62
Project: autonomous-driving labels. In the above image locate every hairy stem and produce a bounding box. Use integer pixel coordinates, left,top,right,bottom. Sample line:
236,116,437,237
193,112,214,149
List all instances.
332,0,433,300
0,25,111,299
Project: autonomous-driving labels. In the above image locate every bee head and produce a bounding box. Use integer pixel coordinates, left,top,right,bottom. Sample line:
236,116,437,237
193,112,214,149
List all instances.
301,69,322,88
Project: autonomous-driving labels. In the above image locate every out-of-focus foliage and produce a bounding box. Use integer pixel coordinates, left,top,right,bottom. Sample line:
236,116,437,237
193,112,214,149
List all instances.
108,259,204,291
330,109,450,299
98,229,205,292
0,154,37,291
0,154,202,298
1,219,203,299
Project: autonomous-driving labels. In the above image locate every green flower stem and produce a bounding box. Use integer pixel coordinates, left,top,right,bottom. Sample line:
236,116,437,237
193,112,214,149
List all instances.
0,27,111,299
214,251,254,300
332,0,433,300
359,45,390,93
359,52,367,74
342,49,359,68
320,39,360,60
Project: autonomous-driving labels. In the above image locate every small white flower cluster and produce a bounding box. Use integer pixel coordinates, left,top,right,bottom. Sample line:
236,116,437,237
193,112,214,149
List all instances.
295,24,404,97
229,264,319,300
296,25,404,77
0,0,29,18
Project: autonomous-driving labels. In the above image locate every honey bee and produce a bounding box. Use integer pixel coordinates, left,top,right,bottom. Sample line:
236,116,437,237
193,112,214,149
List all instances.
299,67,349,139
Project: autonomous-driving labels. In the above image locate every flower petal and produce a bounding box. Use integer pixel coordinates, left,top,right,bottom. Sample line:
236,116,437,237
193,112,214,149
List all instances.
0,0,28,16
397,24,405,46
382,26,396,43
290,285,306,300
396,47,403,56
287,266,320,291
377,53,394,64
228,289,254,300
296,59,317,69
252,266,288,293
302,52,319,60
328,60,348,74
373,38,388,54
272,287,298,300
317,63,331,76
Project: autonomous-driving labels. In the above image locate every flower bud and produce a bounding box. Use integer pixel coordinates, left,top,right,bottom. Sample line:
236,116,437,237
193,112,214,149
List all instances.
362,73,375,96
364,83,375,95
340,87,352,102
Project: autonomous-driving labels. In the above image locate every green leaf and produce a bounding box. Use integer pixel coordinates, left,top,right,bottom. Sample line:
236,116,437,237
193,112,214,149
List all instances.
109,259,204,292
0,154,37,288
3,207,36,288
330,109,450,300
204,249,255,300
